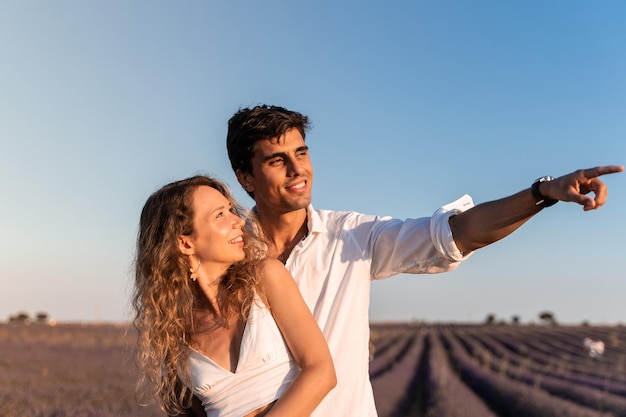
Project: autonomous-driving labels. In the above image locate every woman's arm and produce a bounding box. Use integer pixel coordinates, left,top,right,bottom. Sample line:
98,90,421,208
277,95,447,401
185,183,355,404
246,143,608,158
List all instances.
261,258,336,417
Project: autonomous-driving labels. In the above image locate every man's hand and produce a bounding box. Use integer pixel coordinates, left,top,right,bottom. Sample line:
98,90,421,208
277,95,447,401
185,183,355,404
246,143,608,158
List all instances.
541,166,624,211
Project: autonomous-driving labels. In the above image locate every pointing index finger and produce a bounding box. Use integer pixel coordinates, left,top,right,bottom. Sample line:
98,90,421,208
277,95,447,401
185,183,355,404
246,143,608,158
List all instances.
583,165,624,179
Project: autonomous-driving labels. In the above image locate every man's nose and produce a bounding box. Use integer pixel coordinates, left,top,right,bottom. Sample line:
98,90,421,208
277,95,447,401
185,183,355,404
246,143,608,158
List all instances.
287,158,304,176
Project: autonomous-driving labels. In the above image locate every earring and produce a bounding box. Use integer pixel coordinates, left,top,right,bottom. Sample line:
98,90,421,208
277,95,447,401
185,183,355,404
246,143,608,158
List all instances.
189,257,200,281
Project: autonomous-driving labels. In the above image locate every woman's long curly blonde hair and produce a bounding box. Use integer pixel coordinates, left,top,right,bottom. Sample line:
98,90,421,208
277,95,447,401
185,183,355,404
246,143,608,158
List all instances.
132,175,266,415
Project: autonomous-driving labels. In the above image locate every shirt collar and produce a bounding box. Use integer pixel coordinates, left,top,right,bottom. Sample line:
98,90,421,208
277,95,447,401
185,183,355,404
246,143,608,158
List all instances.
250,204,327,237
306,204,327,237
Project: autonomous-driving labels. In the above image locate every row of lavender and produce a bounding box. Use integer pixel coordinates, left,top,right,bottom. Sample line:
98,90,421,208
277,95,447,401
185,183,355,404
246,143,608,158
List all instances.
369,323,626,417
0,323,165,417
2,322,623,416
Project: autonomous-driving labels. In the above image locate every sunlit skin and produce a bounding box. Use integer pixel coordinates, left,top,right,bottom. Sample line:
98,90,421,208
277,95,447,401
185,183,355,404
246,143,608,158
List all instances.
450,165,625,254
177,185,336,417
537,166,624,211
236,128,313,259
178,186,246,291
176,186,248,385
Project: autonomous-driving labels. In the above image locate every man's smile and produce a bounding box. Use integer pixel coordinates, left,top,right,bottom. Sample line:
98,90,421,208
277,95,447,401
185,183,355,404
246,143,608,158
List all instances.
286,180,307,191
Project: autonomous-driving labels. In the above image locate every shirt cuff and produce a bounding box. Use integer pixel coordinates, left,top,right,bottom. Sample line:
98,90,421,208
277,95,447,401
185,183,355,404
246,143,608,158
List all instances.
430,194,474,262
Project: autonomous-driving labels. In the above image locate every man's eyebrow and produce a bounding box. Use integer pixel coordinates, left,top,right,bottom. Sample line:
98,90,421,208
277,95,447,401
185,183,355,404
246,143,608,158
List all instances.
262,152,287,162
261,146,309,162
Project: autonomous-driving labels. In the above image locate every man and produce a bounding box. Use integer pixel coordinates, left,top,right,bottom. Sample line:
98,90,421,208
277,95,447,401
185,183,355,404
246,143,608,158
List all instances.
191,104,622,416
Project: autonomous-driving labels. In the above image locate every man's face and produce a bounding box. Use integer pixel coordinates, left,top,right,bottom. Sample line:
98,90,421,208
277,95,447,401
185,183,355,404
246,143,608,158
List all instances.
238,128,313,215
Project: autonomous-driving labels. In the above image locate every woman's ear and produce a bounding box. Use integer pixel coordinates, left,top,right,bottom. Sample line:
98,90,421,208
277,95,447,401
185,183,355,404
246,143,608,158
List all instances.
236,169,254,193
178,235,194,256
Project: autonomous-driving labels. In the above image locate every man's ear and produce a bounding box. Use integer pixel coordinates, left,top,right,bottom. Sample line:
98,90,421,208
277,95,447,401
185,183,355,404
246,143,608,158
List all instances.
178,235,194,256
236,169,254,193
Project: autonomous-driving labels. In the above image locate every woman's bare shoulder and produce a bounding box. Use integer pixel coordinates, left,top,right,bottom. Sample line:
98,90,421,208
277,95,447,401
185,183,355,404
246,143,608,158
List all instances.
259,257,289,276
258,258,296,296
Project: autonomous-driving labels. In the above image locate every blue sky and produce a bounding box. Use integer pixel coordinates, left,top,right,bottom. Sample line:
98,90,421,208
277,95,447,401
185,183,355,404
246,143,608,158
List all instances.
1,1,624,324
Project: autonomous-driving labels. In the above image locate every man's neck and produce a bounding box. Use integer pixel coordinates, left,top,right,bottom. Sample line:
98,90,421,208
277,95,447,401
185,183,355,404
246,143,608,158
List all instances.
256,207,308,261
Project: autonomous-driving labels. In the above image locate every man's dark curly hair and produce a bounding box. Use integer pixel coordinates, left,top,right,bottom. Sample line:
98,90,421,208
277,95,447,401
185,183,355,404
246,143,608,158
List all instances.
226,104,311,175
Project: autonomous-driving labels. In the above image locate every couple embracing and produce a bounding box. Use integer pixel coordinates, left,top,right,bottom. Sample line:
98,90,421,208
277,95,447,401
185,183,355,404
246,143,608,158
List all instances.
133,105,623,417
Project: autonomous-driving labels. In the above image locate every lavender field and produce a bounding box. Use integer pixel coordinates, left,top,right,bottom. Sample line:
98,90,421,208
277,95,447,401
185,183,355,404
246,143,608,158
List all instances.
2,322,625,417
0,323,165,417
370,323,626,417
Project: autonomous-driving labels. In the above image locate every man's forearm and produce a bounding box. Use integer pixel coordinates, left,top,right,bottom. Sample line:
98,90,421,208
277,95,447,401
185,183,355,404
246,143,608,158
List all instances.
448,165,624,253
449,188,542,254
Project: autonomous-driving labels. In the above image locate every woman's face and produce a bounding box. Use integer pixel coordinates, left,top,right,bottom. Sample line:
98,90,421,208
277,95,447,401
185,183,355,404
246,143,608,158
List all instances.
185,186,246,269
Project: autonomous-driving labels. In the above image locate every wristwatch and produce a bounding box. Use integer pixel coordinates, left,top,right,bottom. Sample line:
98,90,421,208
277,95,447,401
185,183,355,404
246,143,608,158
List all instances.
531,176,558,208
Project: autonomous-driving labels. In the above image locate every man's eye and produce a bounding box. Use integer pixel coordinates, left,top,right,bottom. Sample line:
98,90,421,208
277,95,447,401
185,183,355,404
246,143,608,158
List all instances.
269,158,284,166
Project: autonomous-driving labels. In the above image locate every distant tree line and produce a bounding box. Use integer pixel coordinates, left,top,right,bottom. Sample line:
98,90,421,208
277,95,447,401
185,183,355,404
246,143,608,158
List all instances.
484,311,558,326
7,311,50,324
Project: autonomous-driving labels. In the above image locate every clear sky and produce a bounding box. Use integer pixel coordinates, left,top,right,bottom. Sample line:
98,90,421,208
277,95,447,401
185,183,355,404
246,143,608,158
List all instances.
1,1,624,325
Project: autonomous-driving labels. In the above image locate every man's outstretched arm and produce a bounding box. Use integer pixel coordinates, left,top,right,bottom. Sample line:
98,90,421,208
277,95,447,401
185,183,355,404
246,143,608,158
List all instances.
449,165,624,254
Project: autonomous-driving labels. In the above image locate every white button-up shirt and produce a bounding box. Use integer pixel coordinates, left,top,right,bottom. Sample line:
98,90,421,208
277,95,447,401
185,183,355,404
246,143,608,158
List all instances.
284,194,474,417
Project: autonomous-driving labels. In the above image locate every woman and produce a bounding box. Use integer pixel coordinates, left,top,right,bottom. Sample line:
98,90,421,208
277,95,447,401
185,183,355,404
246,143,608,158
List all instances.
133,175,336,417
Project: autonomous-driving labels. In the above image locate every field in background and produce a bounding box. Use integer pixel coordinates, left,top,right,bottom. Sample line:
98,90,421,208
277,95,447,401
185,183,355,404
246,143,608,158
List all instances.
2,322,625,417
0,323,165,417
370,323,626,417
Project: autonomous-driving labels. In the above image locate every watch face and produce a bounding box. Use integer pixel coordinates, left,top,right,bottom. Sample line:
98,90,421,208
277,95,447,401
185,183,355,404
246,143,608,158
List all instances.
535,176,554,184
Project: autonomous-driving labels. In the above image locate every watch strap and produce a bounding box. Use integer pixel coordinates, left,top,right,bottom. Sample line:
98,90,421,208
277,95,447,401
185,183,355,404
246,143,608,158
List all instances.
532,176,558,208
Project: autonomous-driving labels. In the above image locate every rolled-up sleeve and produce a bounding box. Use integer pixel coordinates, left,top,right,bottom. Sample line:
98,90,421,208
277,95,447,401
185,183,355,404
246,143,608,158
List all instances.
368,194,475,279
430,194,474,262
